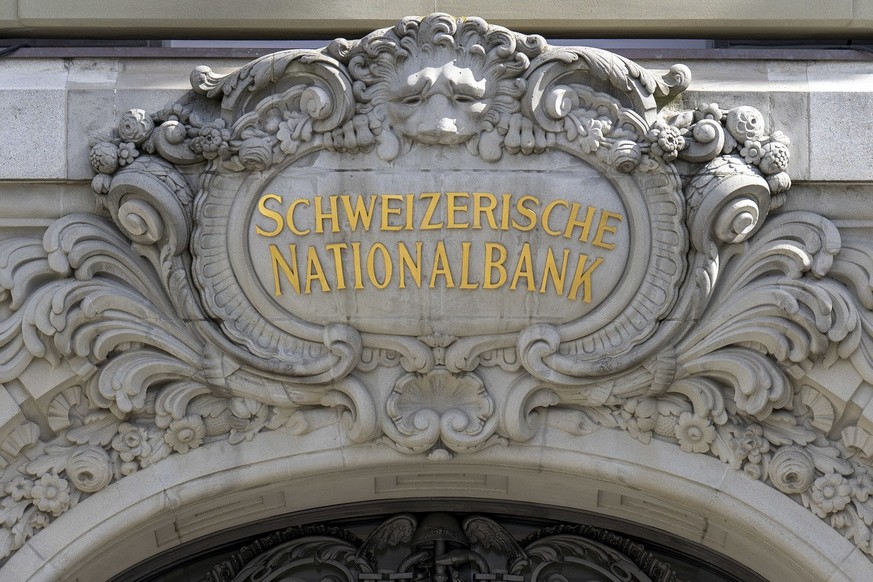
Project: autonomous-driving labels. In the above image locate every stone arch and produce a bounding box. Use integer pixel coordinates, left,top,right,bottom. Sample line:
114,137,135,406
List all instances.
3,14,873,581
3,429,869,581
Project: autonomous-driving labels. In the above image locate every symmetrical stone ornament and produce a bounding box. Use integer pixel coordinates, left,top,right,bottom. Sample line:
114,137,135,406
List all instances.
202,512,684,582
1,13,873,568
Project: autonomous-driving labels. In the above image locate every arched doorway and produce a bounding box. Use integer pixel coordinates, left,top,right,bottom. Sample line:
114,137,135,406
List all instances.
110,499,766,582
4,436,868,581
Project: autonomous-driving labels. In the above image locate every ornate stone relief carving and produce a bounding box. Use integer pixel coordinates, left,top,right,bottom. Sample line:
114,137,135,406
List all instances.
201,512,684,582
1,12,873,567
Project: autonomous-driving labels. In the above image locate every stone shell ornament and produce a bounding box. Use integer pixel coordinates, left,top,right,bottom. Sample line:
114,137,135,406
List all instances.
3,12,873,571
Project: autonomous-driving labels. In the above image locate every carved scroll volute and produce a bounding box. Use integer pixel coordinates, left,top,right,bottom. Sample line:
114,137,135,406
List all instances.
191,51,355,129
104,161,193,258
686,155,772,255
523,49,690,126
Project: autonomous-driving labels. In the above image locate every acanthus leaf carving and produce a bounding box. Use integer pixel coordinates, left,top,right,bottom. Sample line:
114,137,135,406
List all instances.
5,12,873,567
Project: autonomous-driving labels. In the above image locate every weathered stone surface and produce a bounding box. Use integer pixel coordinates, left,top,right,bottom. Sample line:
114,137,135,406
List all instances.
0,61,67,180
2,14,873,582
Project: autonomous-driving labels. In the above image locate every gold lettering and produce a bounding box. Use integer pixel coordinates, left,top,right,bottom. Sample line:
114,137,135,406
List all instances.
341,195,377,231
269,244,300,296
287,198,310,236
592,210,623,249
512,195,538,231
542,199,569,237
304,246,330,293
255,193,284,236
446,192,470,229
473,192,498,230
324,243,348,290
539,247,570,295
500,193,511,230
404,194,415,230
568,254,604,302
367,242,392,289
563,203,596,241
420,192,443,230
459,241,479,289
380,194,403,231
314,195,340,234
509,243,535,290
483,242,508,289
429,240,455,288
350,242,364,289
398,241,422,288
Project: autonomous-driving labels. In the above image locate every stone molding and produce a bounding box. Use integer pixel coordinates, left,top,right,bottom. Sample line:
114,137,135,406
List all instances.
1,13,873,577
1,439,866,582
3,1,873,38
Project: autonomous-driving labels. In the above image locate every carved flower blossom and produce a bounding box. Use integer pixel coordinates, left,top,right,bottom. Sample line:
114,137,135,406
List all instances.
117,142,140,167
674,412,715,453
117,109,155,144
758,142,790,175
164,415,206,454
696,103,724,121
810,473,852,518
30,473,71,517
730,424,770,465
566,113,605,154
740,140,763,164
89,142,119,174
850,470,873,502
4,476,34,501
112,423,152,462
189,120,230,159
277,111,313,155
620,397,658,442
647,124,686,161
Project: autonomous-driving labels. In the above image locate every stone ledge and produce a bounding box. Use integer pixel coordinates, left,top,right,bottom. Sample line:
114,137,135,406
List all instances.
2,0,873,38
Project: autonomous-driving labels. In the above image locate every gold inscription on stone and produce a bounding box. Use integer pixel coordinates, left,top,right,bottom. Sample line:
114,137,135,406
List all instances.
254,192,624,303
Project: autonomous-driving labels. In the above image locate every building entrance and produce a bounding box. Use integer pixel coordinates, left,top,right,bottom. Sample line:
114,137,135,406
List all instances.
111,500,764,582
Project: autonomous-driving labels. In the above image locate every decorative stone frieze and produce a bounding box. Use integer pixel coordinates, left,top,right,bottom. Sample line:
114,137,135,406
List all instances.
1,13,873,569
202,512,683,582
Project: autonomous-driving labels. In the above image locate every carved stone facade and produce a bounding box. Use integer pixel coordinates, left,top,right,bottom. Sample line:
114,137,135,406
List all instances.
202,512,689,582
2,13,873,581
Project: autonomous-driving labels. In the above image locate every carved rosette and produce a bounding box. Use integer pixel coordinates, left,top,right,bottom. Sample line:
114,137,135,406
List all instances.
2,12,873,567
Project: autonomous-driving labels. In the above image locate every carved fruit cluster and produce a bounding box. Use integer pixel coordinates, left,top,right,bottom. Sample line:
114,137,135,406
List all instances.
645,103,792,194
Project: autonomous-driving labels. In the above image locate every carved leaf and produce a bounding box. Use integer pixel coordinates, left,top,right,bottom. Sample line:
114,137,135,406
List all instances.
358,514,416,557
759,412,817,447
0,499,29,528
463,515,526,558
23,446,73,477
808,445,854,476
66,413,123,447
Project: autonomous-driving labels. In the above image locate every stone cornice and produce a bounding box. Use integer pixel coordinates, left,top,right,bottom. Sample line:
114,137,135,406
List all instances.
4,1,873,39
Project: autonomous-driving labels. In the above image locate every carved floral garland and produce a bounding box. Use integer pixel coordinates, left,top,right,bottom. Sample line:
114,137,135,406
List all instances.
1,13,873,569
